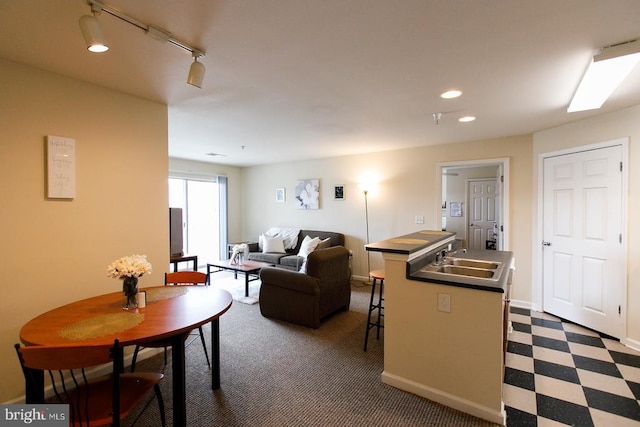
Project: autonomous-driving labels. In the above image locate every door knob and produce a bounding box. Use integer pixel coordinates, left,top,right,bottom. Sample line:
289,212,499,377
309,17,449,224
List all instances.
542,241,551,246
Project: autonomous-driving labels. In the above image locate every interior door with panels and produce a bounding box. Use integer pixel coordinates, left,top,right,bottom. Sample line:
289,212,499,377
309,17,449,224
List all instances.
542,145,624,338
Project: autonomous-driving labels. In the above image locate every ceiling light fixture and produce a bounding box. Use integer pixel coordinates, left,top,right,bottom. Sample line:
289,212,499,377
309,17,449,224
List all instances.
80,0,206,87
441,90,462,99
79,3,109,52
458,116,476,123
568,38,640,112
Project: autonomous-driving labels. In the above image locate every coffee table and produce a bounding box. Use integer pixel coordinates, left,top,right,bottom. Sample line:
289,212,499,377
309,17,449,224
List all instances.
207,259,274,297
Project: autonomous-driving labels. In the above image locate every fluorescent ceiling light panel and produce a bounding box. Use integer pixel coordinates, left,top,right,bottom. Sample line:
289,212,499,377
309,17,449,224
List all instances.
568,39,640,113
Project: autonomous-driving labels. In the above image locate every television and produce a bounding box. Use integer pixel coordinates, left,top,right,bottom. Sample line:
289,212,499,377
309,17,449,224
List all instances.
169,207,184,257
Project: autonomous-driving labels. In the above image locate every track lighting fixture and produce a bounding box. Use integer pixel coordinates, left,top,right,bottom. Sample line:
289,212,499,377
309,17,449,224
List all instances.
79,3,108,52
80,0,206,87
187,52,206,88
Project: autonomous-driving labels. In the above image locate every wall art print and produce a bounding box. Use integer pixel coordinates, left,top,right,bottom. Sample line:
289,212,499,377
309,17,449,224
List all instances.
295,179,319,210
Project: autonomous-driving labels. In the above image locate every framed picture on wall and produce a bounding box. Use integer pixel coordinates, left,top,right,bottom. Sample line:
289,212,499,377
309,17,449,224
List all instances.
334,185,345,200
450,201,463,217
275,187,286,202
295,179,319,209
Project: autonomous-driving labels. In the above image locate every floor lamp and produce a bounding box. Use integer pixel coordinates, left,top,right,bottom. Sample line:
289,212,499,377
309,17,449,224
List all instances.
364,189,370,280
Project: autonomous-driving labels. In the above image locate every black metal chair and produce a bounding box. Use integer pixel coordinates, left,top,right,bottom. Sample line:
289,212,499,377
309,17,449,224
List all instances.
15,339,166,427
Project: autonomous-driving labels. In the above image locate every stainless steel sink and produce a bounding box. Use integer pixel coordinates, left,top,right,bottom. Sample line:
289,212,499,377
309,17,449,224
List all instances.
435,265,495,278
451,259,499,269
417,256,504,284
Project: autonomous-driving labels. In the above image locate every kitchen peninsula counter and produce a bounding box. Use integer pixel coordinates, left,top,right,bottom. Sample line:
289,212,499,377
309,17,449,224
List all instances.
367,230,510,425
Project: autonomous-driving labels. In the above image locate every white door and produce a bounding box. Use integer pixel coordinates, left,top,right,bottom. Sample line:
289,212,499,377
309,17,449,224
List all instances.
467,179,497,250
542,145,624,338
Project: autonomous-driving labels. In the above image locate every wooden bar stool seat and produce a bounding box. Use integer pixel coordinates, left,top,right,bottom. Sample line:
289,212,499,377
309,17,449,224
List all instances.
363,269,385,351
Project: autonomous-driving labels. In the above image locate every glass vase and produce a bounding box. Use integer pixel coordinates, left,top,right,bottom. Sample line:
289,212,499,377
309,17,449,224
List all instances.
122,276,139,310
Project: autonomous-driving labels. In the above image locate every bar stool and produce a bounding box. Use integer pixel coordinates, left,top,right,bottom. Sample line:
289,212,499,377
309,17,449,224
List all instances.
363,269,385,351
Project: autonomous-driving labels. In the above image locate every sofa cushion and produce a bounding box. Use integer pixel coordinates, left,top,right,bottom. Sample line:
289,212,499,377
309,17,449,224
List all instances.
261,234,286,253
316,237,331,250
247,252,285,264
279,255,305,269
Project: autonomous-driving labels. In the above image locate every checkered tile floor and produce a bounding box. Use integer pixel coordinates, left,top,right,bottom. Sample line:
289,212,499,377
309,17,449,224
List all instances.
504,306,640,426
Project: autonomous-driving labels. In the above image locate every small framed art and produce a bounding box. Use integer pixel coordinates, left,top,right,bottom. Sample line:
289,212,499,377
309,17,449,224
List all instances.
334,185,345,200
275,187,286,202
46,135,76,199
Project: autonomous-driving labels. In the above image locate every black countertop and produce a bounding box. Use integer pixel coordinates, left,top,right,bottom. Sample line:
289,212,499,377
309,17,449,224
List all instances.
365,230,455,255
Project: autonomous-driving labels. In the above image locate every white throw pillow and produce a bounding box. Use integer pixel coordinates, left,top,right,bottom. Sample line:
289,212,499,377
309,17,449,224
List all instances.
297,235,320,258
262,234,286,253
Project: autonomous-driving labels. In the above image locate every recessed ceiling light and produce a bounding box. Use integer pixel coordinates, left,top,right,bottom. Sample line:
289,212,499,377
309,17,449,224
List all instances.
441,90,462,99
458,116,476,123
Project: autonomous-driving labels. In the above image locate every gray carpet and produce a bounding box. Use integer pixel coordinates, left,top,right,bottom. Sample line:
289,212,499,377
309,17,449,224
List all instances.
130,282,499,426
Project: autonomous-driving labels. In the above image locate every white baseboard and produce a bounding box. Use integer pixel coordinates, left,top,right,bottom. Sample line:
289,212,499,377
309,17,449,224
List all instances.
622,337,640,353
381,371,506,425
351,274,371,283
509,299,532,310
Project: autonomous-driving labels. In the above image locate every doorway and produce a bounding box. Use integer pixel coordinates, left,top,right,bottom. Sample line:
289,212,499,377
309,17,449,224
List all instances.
438,158,509,251
540,141,626,338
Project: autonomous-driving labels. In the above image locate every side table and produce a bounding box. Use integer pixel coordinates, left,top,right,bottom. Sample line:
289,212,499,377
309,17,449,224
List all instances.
170,254,198,272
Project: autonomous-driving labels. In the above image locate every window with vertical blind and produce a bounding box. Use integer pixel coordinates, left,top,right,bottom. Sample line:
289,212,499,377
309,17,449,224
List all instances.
168,175,228,267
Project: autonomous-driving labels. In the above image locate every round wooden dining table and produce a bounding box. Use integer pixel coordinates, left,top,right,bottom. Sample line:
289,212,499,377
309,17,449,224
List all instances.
20,285,233,427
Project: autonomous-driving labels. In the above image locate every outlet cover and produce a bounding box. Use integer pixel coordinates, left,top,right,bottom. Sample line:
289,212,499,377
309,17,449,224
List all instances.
438,293,451,313
415,215,425,224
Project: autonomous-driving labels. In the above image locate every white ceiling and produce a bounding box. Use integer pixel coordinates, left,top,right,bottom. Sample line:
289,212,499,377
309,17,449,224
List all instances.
2,0,639,166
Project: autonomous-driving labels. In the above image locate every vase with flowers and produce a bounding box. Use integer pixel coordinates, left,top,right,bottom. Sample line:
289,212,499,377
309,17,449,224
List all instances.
106,254,152,309
230,243,249,265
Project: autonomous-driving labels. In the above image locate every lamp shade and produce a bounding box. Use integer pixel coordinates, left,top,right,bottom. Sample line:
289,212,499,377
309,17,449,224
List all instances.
79,15,108,53
187,60,205,88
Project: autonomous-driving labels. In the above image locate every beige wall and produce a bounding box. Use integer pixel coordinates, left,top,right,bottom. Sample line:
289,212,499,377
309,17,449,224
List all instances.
241,135,533,304
533,104,640,347
0,59,169,402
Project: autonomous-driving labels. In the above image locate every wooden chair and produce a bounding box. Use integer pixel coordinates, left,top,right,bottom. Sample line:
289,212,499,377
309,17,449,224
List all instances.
15,339,165,427
131,271,210,371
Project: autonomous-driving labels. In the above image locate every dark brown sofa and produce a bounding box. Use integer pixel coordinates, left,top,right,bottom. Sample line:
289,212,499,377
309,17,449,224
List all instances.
258,246,351,328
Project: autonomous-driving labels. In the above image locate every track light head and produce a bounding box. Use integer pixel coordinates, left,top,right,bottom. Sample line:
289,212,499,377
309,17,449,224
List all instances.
187,53,205,88
79,4,108,53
